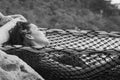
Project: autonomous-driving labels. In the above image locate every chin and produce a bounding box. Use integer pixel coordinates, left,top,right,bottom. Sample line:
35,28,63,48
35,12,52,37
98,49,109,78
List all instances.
40,38,50,46
42,41,50,46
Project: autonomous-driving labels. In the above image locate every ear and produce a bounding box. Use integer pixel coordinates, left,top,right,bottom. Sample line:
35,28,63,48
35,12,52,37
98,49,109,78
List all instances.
25,34,34,40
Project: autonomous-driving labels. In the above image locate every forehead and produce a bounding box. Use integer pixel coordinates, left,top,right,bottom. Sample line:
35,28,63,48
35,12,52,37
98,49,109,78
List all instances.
29,24,38,29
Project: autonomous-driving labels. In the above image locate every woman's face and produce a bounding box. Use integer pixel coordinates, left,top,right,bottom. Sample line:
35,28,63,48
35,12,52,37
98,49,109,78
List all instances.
27,23,49,47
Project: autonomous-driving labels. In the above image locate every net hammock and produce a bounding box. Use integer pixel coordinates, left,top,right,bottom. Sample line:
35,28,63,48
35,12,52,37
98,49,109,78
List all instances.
1,29,120,80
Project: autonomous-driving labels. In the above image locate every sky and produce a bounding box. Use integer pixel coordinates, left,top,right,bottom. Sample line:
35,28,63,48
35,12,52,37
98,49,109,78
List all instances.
111,0,120,4
111,0,120,8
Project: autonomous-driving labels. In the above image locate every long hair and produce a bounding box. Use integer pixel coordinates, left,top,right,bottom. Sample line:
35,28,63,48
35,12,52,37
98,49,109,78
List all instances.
4,22,30,45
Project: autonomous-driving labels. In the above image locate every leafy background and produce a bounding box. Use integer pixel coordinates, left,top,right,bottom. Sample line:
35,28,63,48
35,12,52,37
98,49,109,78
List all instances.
0,0,120,32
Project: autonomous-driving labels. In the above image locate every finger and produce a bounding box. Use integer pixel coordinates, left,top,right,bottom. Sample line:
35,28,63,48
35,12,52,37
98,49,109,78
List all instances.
19,16,27,21
8,14,27,22
13,18,26,23
8,14,23,18
20,18,27,22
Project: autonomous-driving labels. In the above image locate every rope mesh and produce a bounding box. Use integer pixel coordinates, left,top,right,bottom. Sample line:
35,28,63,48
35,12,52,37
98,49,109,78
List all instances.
1,29,120,80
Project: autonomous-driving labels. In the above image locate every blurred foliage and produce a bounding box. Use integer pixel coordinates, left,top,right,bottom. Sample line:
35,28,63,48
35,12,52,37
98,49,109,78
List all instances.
0,0,120,31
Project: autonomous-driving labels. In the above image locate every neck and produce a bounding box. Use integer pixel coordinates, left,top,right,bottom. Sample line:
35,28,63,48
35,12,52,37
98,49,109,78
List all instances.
24,38,46,48
31,41,46,48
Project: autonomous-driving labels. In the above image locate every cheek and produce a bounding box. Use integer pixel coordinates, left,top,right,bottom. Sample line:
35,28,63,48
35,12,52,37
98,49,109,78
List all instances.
34,31,46,37
31,31,45,39
32,31,49,43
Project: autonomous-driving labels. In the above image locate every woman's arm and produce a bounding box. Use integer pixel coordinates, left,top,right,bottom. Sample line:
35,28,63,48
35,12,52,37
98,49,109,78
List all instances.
0,13,27,26
0,19,17,45
0,17,27,31
0,17,27,45
0,18,17,31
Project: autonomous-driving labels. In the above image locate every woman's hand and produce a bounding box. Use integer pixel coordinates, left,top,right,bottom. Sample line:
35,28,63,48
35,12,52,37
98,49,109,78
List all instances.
8,14,27,22
7,14,27,21
7,14,24,19
0,14,27,26
12,16,27,24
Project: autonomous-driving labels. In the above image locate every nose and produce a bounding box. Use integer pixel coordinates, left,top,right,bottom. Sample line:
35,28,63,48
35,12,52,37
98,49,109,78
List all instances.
39,28,46,35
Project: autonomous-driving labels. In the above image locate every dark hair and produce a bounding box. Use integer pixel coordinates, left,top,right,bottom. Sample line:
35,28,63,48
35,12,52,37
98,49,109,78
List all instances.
4,22,31,45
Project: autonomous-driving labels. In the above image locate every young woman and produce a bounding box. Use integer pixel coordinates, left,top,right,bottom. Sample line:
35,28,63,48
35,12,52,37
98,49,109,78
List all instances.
0,15,49,48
